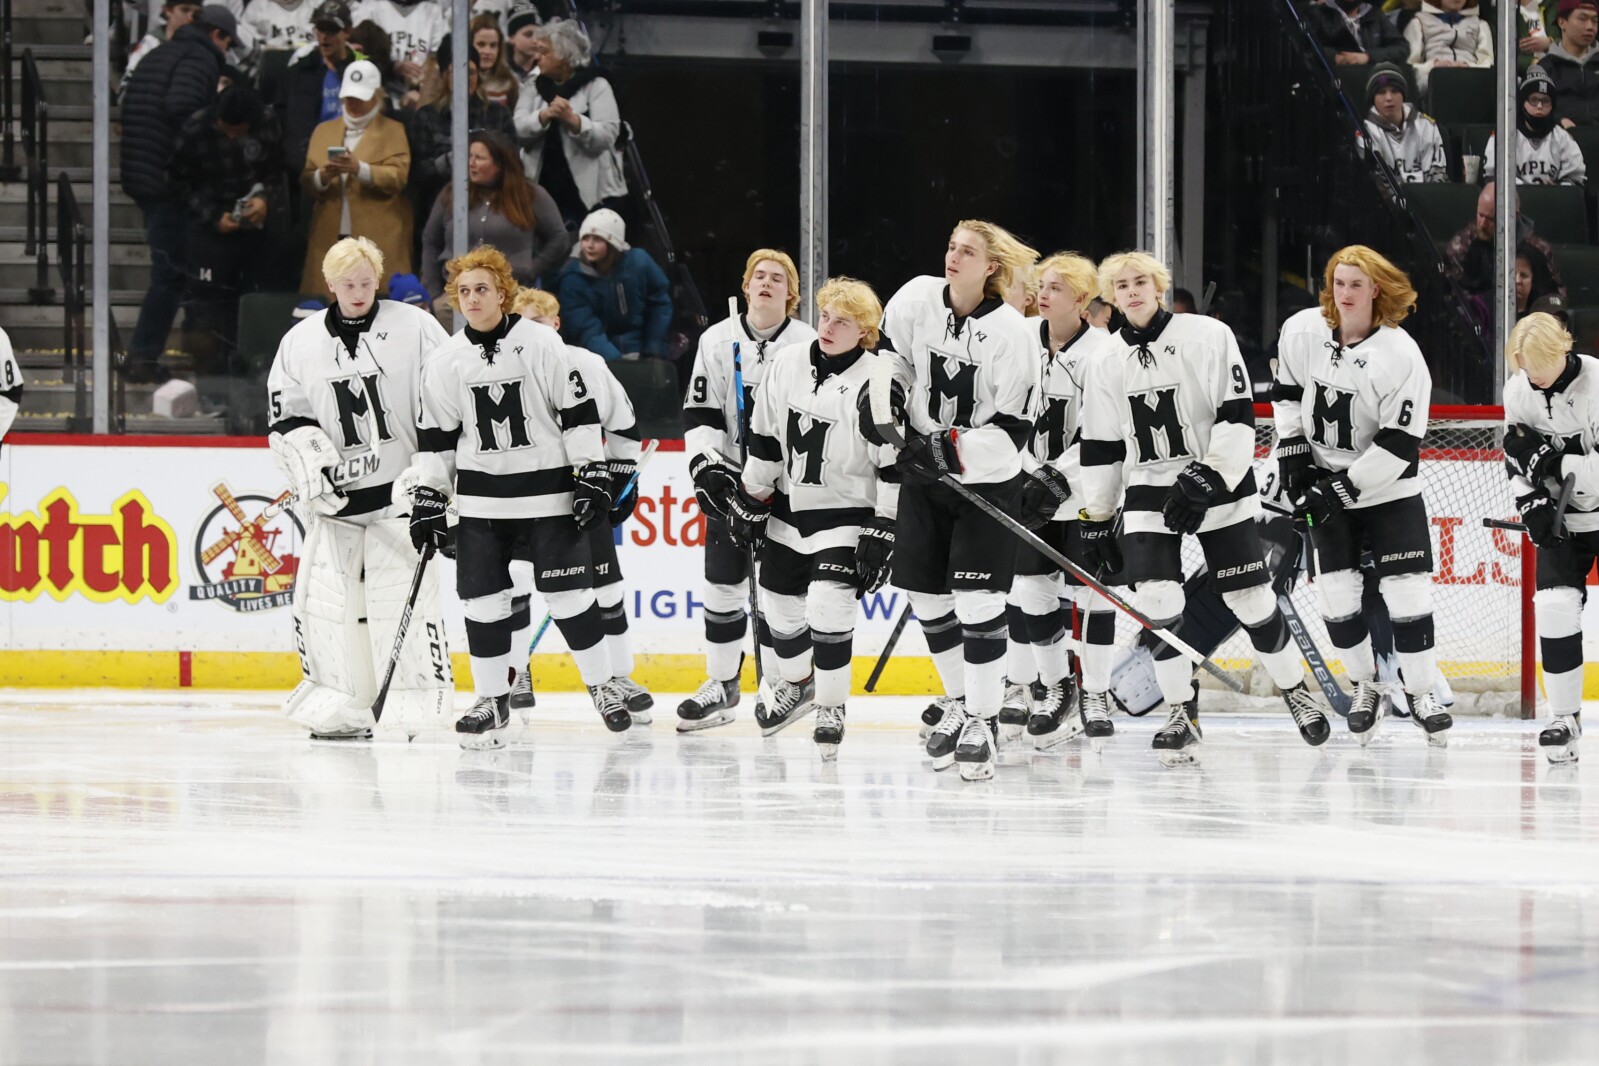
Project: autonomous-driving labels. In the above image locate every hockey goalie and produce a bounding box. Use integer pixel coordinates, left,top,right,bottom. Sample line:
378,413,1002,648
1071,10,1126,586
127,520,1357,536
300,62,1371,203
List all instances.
266,237,456,740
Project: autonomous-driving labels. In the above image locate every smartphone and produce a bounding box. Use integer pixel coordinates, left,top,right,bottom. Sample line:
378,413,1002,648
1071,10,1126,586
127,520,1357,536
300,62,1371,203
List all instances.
327,146,348,158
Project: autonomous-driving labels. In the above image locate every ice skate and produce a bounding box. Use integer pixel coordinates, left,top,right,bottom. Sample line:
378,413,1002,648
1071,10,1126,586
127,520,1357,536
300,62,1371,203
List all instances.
1407,690,1452,748
955,714,997,781
813,704,846,760
610,677,654,724
1282,682,1332,747
456,694,511,750
919,695,962,739
590,683,633,733
925,698,970,771
509,671,536,724
1152,697,1202,767
1346,679,1383,747
998,680,1031,743
1027,678,1083,752
755,676,817,736
676,677,740,732
309,726,374,742
1540,713,1581,764
1079,689,1115,752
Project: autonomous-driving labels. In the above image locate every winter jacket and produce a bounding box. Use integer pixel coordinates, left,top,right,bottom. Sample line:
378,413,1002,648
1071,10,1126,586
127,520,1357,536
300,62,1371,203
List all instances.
1484,127,1588,185
1365,102,1447,182
276,46,361,176
1536,44,1599,127
1306,2,1410,65
170,103,286,232
555,249,673,361
405,97,516,211
513,69,628,215
1404,3,1493,93
419,182,573,295
118,24,225,203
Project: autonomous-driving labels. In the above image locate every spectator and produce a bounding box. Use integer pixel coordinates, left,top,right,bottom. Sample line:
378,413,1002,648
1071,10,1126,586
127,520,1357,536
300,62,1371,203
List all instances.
1307,0,1410,66
555,208,672,361
1086,297,1114,330
278,1,361,180
300,60,413,294
351,0,445,98
170,85,283,389
1516,241,1563,318
246,0,318,55
407,33,517,214
1363,61,1448,181
1445,182,1564,328
1171,287,1197,313
1486,68,1588,184
347,20,408,107
1537,0,1599,127
1404,1,1493,93
505,4,543,88
120,0,201,95
419,130,571,314
1520,1,1560,69
119,5,234,383
473,13,520,110
1531,292,1573,331
513,17,628,227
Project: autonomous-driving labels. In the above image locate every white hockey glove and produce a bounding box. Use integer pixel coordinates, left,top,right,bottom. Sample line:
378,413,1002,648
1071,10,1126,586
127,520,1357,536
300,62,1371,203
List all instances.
269,426,345,516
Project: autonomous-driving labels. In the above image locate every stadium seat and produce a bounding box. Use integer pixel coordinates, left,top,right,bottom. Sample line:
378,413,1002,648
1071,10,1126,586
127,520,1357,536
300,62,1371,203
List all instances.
1567,125,1599,179
233,292,312,434
1567,306,1599,351
1550,246,1599,306
1397,182,1479,244
1426,68,1497,127
1520,184,1591,244
608,358,684,440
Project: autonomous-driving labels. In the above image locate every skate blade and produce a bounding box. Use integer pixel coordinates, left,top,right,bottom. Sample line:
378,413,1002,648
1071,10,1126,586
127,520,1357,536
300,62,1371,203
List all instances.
958,759,995,782
816,741,839,762
758,702,816,738
1426,732,1448,749
1089,736,1107,755
1033,720,1085,753
676,710,735,733
1000,723,1026,746
1156,747,1200,768
458,730,507,751
517,711,533,726
928,752,955,772
310,729,373,742
1545,743,1580,765
628,709,654,726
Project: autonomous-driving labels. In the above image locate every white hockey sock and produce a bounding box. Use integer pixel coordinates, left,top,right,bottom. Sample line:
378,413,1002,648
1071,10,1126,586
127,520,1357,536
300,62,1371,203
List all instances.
963,614,1007,718
508,604,535,681
1079,608,1116,693
705,638,743,683
911,596,966,698
1396,648,1438,697
1338,637,1377,683
596,587,632,678
1256,644,1306,691
469,653,514,699
1007,635,1032,684
1545,666,1584,717
1154,650,1192,707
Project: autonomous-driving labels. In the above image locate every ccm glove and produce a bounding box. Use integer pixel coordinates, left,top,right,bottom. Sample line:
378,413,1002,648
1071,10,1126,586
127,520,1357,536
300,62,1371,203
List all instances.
689,452,740,521
1162,462,1224,535
1504,426,1564,486
572,463,614,530
897,429,962,485
1298,470,1360,527
607,458,640,526
1019,464,1073,530
1517,491,1561,549
1077,513,1123,575
855,515,895,595
408,486,450,552
1276,436,1318,503
725,489,771,551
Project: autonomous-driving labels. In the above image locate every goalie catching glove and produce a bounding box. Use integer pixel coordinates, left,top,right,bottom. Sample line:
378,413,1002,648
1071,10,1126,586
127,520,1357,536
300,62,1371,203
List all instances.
269,425,346,516
572,464,614,530
1018,464,1072,529
855,515,895,595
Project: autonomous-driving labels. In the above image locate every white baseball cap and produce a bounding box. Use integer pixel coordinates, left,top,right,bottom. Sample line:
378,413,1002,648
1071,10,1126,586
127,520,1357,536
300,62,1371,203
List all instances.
340,60,381,101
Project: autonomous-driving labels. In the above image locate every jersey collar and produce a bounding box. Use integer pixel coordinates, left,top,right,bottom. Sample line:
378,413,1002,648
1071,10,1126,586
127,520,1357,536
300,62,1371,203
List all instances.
465,313,521,364
942,284,1004,340
740,313,790,362
1538,353,1582,399
1041,317,1088,362
1119,308,1172,367
808,340,864,389
324,302,379,360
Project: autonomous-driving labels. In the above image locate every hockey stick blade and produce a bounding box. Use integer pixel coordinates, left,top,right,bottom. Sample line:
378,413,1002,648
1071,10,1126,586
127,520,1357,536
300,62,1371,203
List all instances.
371,542,436,723
864,361,1245,693
864,603,913,693
1485,474,1577,538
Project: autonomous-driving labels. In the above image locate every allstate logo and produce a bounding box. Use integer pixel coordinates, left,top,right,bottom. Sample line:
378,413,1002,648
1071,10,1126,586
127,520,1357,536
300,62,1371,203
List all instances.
189,483,304,612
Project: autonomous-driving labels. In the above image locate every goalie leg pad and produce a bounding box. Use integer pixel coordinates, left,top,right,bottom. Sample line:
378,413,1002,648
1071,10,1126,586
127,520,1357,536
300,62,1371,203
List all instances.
285,515,377,734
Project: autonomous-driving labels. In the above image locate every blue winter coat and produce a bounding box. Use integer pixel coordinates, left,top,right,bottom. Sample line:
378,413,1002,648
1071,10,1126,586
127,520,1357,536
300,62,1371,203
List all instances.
555,248,674,361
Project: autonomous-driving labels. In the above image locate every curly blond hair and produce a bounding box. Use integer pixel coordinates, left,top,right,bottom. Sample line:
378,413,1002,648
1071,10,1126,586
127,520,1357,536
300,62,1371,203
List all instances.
511,287,560,321
1507,312,1573,377
1319,245,1417,330
815,276,883,350
445,246,518,314
1096,250,1172,306
952,220,1039,303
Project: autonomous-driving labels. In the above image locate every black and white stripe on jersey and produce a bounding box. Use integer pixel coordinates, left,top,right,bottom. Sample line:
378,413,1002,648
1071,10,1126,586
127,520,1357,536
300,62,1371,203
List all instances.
770,492,874,538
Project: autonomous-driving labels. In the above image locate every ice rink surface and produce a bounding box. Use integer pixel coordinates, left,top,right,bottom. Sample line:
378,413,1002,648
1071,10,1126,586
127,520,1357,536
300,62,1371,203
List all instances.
2,690,1598,1065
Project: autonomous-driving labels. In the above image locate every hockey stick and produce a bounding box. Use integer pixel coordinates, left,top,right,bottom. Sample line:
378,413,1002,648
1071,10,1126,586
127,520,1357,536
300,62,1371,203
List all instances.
1279,593,1351,716
729,296,765,687
864,603,914,693
524,439,660,658
1484,472,1577,537
371,542,436,724
864,361,1245,693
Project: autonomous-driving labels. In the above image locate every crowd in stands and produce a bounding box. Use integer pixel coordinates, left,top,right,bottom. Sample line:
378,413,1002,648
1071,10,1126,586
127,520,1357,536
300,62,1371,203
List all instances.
117,0,670,386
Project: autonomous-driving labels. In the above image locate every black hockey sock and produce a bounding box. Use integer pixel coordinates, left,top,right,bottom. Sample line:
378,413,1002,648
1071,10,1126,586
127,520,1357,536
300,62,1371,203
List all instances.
813,629,854,672
1006,603,1028,645
1390,614,1435,654
1542,633,1584,675
755,612,775,653
1324,614,1370,651
1084,610,1115,647
554,603,606,652
465,617,515,658
772,626,812,662
1241,608,1290,655
508,594,532,633
963,616,1007,665
919,610,962,654
705,607,747,645
599,600,629,636
1023,607,1067,648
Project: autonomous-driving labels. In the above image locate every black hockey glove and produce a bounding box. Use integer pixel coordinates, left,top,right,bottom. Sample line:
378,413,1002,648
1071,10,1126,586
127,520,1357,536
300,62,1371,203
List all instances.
572,463,614,530
856,377,908,448
689,452,740,522
607,458,640,526
1504,425,1564,486
408,486,450,552
1276,436,1318,503
725,489,771,551
1018,464,1073,530
897,429,962,485
1516,491,1561,549
1077,513,1123,575
1298,471,1360,528
1162,462,1224,535
855,515,895,595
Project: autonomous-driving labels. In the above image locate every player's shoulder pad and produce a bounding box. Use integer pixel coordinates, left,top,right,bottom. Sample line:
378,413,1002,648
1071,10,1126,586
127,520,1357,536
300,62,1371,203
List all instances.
1365,324,1425,378
1502,369,1534,413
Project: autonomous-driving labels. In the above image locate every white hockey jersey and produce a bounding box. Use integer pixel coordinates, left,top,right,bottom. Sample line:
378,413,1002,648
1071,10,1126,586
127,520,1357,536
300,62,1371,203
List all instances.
0,325,22,443
416,314,604,519
1504,352,1599,534
267,301,450,516
353,0,448,69
1484,128,1587,187
1272,306,1432,509
1029,319,1120,522
742,343,900,554
1364,105,1448,184
246,0,317,53
682,313,818,466
879,275,1040,486
565,344,643,462
1079,310,1258,535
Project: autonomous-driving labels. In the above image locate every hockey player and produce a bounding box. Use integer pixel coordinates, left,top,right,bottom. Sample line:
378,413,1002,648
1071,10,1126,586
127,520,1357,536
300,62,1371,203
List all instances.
400,245,626,748
266,236,455,740
1080,250,1332,765
1274,245,1450,746
724,277,896,757
1007,252,1122,752
862,220,1040,782
1485,68,1588,187
678,249,818,730
1503,312,1595,763
0,325,22,454
510,286,653,721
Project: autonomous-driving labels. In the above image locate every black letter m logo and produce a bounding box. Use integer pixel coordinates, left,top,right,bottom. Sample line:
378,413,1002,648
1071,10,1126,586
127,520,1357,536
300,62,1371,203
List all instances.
927,354,978,426
1311,383,1356,451
1128,387,1191,463
470,381,533,452
330,374,393,449
786,408,832,486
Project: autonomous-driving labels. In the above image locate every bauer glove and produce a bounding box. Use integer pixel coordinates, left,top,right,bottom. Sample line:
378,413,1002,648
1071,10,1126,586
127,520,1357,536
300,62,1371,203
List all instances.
897,429,961,485
855,515,895,595
607,459,640,526
1517,491,1561,549
1018,464,1072,530
1275,436,1318,503
408,486,450,552
689,452,740,522
1077,513,1123,575
572,463,614,530
725,488,770,551
1298,471,1359,527
1162,462,1224,535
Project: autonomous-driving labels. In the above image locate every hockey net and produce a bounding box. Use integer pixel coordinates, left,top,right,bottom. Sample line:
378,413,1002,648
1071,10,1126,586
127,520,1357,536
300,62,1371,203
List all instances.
1177,405,1530,717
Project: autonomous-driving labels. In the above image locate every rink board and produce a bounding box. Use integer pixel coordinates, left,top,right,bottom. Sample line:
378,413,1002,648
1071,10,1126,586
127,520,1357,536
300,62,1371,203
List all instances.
0,435,1575,695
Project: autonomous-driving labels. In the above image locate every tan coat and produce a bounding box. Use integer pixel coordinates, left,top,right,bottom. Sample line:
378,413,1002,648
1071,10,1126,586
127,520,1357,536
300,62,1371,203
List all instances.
300,111,413,295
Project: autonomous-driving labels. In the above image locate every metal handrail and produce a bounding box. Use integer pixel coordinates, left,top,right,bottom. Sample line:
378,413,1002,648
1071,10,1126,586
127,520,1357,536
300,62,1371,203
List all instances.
20,47,52,303
0,0,16,181
55,171,85,424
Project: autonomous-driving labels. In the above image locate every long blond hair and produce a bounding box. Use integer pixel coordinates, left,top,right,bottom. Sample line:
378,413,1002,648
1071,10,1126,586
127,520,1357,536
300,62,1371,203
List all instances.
953,220,1039,303
1506,312,1573,377
1319,245,1417,330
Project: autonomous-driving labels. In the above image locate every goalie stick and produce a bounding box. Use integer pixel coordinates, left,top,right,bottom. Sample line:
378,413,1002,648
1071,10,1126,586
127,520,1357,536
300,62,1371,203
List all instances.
730,296,765,687
864,358,1245,693
371,542,436,724
864,603,914,692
